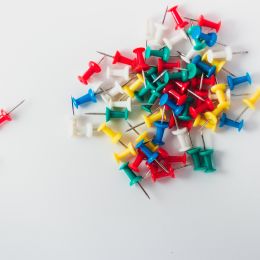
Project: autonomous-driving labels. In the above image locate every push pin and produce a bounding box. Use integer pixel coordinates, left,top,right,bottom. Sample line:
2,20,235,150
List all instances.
152,121,169,145
114,143,137,163
168,5,189,30
123,73,144,98
85,107,128,122
96,51,136,68
78,57,104,85
136,139,169,173
97,122,122,144
163,29,188,50
133,47,150,72
171,112,192,152
207,47,248,63
119,162,150,199
72,89,97,109
211,83,229,104
186,147,205,171
106,66,130,81
149,22,168,48
125,108,166,132
157,58,181,74
189,25,217,47
192,55,216,77
227,73,252,91
199,131,216,173
184,15,221,32
189,98,215,118
129,150,146,172
99,81,125,98
219,113,244,132
0,100,25,126
236,88,260,120
163,87,187,106
159,93,184,116
145,46,170,62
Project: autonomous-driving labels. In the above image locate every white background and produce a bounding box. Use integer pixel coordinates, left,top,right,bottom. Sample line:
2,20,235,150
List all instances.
0,0,260,259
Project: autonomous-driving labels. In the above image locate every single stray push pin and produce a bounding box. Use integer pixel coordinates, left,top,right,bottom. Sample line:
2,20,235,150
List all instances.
236,88,260,120
119,162,150,199
0,100,25,126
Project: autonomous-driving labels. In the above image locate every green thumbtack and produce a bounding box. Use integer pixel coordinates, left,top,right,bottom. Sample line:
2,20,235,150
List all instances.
199,149,216,173
178,96,194,121
166,70,188,82
85,107,128,122
142,90,160,113
186,147,205,171
119,162,150,199
145,46,171,62
186,63,197,79
135,78,155,102
187,26,207,51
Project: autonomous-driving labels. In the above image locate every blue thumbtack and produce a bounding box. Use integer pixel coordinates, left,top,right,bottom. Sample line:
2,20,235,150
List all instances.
227,73,252,91
192,55,216,77
159,94,184,116
189,25,217,47
136,139,170,173
136,140,159,164
219,113,244,132
72,89,97,109
152,121,169,145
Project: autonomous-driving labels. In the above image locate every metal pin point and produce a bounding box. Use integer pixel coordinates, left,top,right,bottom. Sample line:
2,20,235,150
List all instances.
187,89,205,102
96,51,114,59
97,56,105,64
199,73,204,91
137,182,150,199
7,100,25,114
162,6,168,24
232,51,249,55
235,107,248,121
222,67,237,77
154,159,170,173
201,130,206,150
119,140,128,149
71,96,75,116
152,70,167,83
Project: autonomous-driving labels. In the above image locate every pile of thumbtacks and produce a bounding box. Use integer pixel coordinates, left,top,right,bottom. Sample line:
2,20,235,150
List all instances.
70,5,260,199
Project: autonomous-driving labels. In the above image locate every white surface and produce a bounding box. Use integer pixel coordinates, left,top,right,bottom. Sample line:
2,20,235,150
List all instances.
0,0,260,259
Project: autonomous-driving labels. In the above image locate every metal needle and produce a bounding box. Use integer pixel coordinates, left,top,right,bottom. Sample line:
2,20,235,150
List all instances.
7,100,25,114
137,182,150,199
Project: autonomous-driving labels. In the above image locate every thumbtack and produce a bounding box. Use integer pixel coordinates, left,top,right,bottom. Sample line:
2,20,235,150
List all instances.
71,89,97,109
199,131,216,173
85,107,128,122
114,143,137,163
123,73,144,98
185,15,221,32
0,100,25,126
236,88,260,120
189,98,215,118
186,147,205,171
78,58,103,85
163,29,188,50
152,121,169,145
189,25,217,47
227,73,252,91
192,55,216,77
149,22,168,48
145,46,170,62
119,162,150,199
168,5,189,30
125,108,166,132
106,66,130,81
159,93,184,116
136,140,169,173
157,58,181,74
97,122,122,144
97,51,136,68
133,47,150,72
171,110,192,152
211,83,229,104
219,113,244,131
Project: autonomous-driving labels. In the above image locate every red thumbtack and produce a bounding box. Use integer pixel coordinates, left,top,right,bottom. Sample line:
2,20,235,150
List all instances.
191,75,216,88
168,5,189,30
166,153,187,165
128,149,146,172
78,59,102,85
133,47,150,72
0,100,25,126
157,58,181,74
175,81,190,94
198,15,221,32
146,161,175,182
189,98,215,118
167,89,187,106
